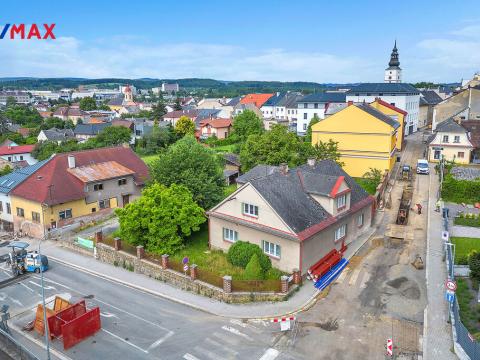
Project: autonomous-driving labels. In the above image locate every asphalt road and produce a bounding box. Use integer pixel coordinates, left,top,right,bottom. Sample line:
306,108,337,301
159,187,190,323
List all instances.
0,259,293,360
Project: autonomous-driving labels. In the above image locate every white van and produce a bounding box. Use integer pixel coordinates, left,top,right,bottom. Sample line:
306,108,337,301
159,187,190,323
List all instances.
417,159,429,175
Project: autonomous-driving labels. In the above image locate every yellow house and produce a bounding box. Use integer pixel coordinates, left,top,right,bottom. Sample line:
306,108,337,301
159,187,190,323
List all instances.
311,103,400,177
369,98,406,151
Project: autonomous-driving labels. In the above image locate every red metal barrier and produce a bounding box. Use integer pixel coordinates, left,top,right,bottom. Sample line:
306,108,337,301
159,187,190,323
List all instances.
61,307,101,350
48,301,87,338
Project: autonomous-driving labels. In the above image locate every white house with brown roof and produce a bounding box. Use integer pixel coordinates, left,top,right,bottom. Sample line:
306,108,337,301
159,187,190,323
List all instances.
428,118,473,164
199,118,232,139
207,160,374,274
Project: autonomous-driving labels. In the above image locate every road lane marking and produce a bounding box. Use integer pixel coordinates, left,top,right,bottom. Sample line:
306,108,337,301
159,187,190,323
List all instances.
102,329,148,354
205,337,238,357
8,297,22,306
28,280,56,290
221,326,253,341
19,282,35,292
147,330,174,351
193,345,225,360
100,311,119,319
230,319,262,333
212,331,240,346
259,348,279,360
348,269,360,286
183,354,201,360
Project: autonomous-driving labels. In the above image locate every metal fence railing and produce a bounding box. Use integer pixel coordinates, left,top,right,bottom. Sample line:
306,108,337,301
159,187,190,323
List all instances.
0,327,41,360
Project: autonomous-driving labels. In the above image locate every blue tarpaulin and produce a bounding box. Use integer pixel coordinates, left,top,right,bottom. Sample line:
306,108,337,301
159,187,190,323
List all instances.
314,258,349,290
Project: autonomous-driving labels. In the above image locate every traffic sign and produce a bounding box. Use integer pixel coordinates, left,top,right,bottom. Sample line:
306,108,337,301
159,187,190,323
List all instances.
386,338,393,356
445,290,455,303
183,264,189,272
445,280,457,292
182,256,189,264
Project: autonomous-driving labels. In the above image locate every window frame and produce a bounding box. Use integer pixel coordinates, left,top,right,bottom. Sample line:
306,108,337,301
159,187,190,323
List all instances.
357,213,364,228
442,135,449,143
262,240,281,258
118,178,127,186
454,135,460,143
99,199,111,209
242,203,259,217
93,183,104,191
16,207,24,218
336,194,347,210
58,208,72,220
32,211,41,223
457,152,465,159
6,203,11,214
334,224,347,242
222,228,238,243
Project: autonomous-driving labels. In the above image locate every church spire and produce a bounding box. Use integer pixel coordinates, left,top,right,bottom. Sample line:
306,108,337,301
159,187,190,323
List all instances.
388,40,400,68
384,41,402,83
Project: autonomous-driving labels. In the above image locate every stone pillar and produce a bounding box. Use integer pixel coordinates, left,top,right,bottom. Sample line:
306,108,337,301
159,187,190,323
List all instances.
161,254,169,269
113,237,122,251
190,264,197,280
292,269,302,285
95,231,103,244
223,275,232,293
136,245,145,259
281,275,289,294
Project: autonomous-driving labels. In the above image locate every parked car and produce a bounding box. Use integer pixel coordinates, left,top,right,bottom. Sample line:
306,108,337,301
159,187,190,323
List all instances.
416,159,429,175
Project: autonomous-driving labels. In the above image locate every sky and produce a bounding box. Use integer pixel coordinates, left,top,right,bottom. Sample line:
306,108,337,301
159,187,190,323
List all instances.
1,0,480,83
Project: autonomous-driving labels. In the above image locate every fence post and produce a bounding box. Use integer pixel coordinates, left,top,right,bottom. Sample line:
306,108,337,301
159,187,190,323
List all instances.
161,254,169,269
95,231,103,244
223,275,232,293
113,237,122,251
190,264,197,280
136,245,145,259
292,269,302,285
281,275,289,293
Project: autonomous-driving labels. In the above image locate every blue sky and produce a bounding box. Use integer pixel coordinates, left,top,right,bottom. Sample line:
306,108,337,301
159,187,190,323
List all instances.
1,0,479,82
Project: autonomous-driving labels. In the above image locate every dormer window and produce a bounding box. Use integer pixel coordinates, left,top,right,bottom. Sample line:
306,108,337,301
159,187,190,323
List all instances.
336,194,346,210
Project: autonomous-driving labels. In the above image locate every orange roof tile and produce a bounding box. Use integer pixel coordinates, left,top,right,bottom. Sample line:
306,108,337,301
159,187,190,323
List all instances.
67,160,135,182
240,93,274,108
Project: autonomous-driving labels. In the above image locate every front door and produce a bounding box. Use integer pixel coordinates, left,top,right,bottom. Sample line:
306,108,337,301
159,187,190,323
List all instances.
434,150,441,160
122,195,130,207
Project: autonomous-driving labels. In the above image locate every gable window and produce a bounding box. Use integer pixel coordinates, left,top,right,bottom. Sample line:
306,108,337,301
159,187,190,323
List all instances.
454,136,460,143
357,213,364,227
458,152,465,158
99,199,111,209
93,183,104,191
32,211,41,223
442,135,449,143
6,203,11,214
243,203,258,217
118,178,127,186
223,228,238,243
334,224,347,241
16,207,24,217
262,240,281,258
336,194,347,210
59,209,72,219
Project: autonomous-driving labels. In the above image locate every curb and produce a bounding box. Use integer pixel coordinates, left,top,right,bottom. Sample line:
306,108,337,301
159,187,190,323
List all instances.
47,254,320,320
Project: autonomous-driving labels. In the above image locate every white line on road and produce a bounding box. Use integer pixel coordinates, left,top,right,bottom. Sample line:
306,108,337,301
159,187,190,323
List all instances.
19,282,35,292
102,329,148,354
193,345,225,360
221,325,253,341
8,296,22,306
259,348,279,360
205,337,238,356
28,280,55,290
147,330,174,351
230,319,262,333
212,331,240,346
348,269,360,286
183,353,201,360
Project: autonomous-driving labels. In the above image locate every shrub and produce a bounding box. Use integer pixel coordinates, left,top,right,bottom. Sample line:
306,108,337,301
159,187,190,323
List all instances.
469,251,480,281
227,241,271,272
244,254,264,280
265,267,283,280
457,254,469,265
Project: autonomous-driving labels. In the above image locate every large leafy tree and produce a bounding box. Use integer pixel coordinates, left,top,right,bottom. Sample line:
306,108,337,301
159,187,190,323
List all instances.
79,97,97,111
305,114,320,143
41,117,67,130
150,135,225,209
240,124,304,171
90,126,132,147
3,105,42,126
175,116,195,137
232,110,264,142
309,139,343,166
116,183,205,254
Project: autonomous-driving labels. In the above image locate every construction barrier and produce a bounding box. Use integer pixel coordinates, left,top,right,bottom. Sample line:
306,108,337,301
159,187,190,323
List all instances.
48,300,87,338
34,296,72,337
61,307,101,350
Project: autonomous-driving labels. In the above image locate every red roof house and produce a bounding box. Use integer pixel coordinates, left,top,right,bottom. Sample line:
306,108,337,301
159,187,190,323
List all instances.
240,94,274,108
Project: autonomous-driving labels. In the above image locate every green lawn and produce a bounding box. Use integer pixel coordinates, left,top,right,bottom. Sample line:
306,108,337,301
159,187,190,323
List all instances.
451,237,480,264
140,154,159,165
456,278,480,340
354,177,379,195
212,144,236,153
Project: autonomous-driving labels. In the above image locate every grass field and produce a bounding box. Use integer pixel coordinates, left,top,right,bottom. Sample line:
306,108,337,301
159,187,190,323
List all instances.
212,144,236,153
451,236,480,264
140,154,159,165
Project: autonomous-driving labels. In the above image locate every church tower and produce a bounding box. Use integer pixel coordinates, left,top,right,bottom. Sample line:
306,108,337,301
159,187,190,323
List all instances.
124,85,133,102
384,41,402,83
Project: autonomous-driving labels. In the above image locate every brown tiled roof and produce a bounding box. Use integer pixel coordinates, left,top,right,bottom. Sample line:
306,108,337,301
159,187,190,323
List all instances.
112,119,133,129
163,110,199,119
200,118,232,128
462,120,480,148
11,146,149,205
67,161,135,182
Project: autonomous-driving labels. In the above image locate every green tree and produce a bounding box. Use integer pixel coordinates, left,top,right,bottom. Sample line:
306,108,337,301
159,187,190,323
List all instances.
244,254,264,280
469,251,480,281
150,135,225,209
174,97,182,111
79,97,97,111
240,124,304,171
305,114,320,143
309,139,343,166
363,168,382,183
175,116,195,137
91,126,131,147
151,100,167,120
3,105,42,126
0,165,12,176
116,183,205,254
144,126,172,154
6,96,16,108
41,117,66,130
227,241,271,272
232,110,264,142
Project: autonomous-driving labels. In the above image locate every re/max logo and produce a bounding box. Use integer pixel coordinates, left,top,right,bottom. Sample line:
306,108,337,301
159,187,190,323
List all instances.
0,24,56,40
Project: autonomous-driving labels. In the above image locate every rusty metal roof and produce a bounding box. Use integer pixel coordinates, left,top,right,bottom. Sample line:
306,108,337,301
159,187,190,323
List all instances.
67,160,135,183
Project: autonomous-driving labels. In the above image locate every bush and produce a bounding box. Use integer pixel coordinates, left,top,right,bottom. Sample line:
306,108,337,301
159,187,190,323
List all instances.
457,254,469,265
244,254,264,280
469,251,480,281
442,175,480,204
265,267,283,280
227,241,271,272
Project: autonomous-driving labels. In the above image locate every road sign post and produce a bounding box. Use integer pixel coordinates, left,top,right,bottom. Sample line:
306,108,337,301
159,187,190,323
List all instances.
445,279,457,292
386,338,393,356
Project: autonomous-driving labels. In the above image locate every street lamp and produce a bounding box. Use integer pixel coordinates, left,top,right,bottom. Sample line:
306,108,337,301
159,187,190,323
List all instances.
40,203,51,360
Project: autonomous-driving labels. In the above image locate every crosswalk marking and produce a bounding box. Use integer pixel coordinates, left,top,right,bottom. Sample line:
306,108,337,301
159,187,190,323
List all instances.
230,319,262,333
183,354,200,360
193,345,225,360
259,348,279,360
212,331,240,346
335,268,350,284
205,338,238,357
348,268,361,286
221,325,253,341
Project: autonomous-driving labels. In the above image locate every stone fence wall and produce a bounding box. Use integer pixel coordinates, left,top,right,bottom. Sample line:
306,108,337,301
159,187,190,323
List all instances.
58,237,300,303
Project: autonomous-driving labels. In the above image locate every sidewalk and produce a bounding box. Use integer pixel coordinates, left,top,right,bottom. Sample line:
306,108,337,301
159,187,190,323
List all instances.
423,170,457,359
29,225,377,320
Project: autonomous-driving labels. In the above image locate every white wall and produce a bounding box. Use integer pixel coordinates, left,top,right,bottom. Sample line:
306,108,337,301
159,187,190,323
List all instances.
0,193,13,225
296,102,330,135
0,153,37,165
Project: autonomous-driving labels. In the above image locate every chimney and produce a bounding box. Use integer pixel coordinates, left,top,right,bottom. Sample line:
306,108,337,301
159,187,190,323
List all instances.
68,155,75,169
307,158,316,167
347,101,353,106
279,163,289,175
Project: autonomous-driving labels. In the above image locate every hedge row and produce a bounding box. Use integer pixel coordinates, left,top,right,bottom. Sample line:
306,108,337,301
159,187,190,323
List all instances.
441,175,480,204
